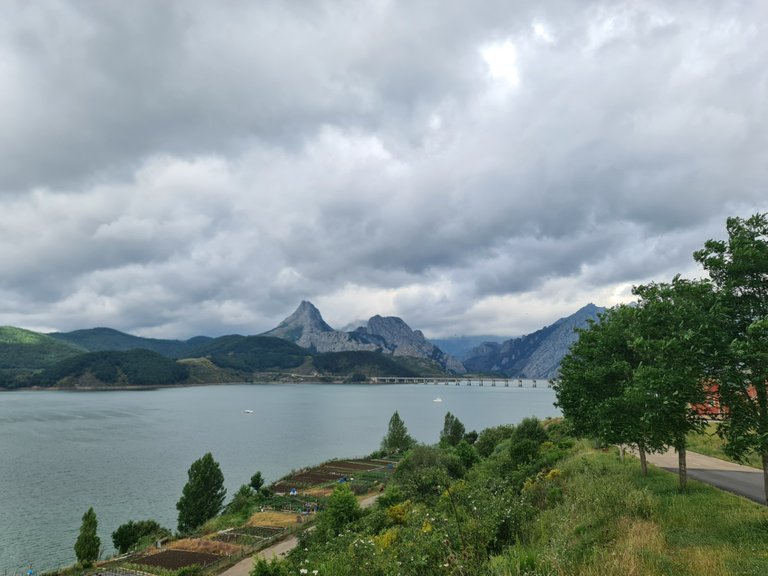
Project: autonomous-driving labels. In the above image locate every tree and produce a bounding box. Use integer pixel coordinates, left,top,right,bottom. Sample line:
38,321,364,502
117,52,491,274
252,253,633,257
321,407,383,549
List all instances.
249,471,264,492
694,213,768,501
316,483,362,538
74,507,100,566
631,277,718,490
112,519,169,554
508,417,548,466
251,557,290,576
381,411,415,454
557,276,716,493
225,484,255,515
440,412,466,447
556,305,660,474
176,452,226,533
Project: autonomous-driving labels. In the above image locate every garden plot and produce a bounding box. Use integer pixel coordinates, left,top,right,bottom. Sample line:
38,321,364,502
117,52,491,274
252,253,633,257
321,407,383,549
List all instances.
273,458,396,489
212,525,287,547
135,550,222,570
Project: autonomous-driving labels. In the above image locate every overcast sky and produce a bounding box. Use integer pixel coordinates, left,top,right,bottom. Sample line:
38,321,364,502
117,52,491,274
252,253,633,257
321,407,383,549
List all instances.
0,0,766,340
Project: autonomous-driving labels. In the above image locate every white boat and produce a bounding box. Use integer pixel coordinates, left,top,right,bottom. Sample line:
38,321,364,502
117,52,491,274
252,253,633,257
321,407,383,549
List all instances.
244,409,253,414
433,397,443,403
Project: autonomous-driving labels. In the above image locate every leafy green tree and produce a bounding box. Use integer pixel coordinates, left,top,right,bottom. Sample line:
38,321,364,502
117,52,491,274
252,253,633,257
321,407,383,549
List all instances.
225,484,255,515
111,519,169,554
394,445,465,504
508,417,549,466
558,278,717,490
556,305,660,474
249,471,264,492
316,483,362,538
74,507,100,567
176,452,226,533
455,439,480,469
250,558,290,576
440,412,466,447
630,277,718,490
381,411,415,454
475,424,515,458
694,213,768,500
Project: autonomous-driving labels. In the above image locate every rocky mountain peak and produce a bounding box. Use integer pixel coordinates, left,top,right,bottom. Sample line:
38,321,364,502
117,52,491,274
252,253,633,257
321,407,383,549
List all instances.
261,300,334,345
262,303,465,373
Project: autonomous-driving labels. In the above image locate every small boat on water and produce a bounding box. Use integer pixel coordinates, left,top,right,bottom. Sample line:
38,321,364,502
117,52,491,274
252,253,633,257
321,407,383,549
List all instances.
433,397,443,403
244,409,254,414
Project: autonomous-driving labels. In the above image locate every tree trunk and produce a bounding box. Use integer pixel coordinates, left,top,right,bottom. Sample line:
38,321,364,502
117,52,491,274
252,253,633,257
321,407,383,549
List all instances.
762,451,768,506
678,443,687,492
638,445,648,475
619,445,626,461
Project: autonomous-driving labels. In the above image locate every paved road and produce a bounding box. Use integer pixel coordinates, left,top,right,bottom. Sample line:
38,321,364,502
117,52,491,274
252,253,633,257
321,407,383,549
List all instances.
217,493,380,576
645,449,766,504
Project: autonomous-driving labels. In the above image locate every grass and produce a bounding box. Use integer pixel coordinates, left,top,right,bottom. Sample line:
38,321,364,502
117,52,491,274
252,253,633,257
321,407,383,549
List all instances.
687,422,762,469
490,446,768,575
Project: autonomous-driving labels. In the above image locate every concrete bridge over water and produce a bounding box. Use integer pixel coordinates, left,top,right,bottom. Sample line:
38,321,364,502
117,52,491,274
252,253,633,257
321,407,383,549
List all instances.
370,377,554,388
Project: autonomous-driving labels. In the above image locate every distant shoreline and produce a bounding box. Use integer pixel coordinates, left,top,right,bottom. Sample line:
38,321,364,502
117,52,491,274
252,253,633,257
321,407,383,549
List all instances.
0,380,404,392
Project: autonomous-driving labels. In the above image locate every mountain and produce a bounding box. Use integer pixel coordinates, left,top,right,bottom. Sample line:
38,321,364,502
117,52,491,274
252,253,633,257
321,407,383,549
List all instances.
31,349,190,388
49,327,210,358
463,303,605,378
178,334,432,381
0,326,86,387
431,335,508,359
262,301,378,353
262,301,465,373
181,335,309,372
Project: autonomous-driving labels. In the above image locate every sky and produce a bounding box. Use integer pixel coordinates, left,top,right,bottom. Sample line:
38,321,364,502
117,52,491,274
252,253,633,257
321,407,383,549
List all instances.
0,0,766,340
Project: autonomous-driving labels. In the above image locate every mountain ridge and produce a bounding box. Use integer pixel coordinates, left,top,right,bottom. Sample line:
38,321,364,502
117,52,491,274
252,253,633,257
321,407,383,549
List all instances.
462,303,605,379
262,301,466,373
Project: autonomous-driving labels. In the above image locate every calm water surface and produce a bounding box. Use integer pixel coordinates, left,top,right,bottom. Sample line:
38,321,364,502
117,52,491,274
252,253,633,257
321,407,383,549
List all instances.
0,383,559,574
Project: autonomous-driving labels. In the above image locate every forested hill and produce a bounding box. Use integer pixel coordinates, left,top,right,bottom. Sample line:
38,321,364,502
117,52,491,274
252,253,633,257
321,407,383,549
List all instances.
49,327,211,358
30,349,190,388
0,326,85,387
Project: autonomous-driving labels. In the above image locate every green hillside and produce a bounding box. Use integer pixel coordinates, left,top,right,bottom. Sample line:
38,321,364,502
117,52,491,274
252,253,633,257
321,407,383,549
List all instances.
32,349,190,388
182,335,310,371
311,351,419,378
49,327,207,357
0,326,85,387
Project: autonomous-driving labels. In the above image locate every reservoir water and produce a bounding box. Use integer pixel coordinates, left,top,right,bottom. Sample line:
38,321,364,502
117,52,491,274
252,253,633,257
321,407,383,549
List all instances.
0,383,559,574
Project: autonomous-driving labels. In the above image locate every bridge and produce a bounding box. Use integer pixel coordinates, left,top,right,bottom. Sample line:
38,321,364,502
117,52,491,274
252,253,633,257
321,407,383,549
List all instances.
370,377,554,388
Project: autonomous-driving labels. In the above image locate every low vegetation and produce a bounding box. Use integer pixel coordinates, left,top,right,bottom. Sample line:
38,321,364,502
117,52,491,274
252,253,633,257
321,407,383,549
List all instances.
64,410,768,576
254,418,768,576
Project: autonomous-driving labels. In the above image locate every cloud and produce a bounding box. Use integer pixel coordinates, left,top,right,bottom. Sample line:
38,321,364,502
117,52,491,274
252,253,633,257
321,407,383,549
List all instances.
0,0,766,339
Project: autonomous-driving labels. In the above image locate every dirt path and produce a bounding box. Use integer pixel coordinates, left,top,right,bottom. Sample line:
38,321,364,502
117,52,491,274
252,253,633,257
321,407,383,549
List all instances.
217,493,380,576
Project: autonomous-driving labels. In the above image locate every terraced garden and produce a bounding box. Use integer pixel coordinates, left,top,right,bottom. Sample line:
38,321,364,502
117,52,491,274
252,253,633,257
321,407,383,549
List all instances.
99,457,396,575
273,458,395,492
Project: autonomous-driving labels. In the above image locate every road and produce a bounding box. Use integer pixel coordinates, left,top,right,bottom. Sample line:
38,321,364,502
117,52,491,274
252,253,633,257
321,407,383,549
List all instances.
217,493,380,576
645,449,766,504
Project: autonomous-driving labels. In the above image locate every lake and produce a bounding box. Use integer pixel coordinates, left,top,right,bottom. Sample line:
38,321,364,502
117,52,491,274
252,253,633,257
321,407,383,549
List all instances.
0,382,559,574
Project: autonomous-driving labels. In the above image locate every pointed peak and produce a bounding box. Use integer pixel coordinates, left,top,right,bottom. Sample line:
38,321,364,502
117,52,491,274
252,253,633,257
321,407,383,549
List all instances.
262,301,335,341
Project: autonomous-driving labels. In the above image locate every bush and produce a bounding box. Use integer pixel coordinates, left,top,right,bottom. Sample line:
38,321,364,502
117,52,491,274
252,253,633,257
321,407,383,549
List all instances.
112,519,170,554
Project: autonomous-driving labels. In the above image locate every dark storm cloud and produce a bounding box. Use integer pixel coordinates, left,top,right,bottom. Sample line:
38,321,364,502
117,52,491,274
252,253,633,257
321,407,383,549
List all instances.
0,0,766,337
